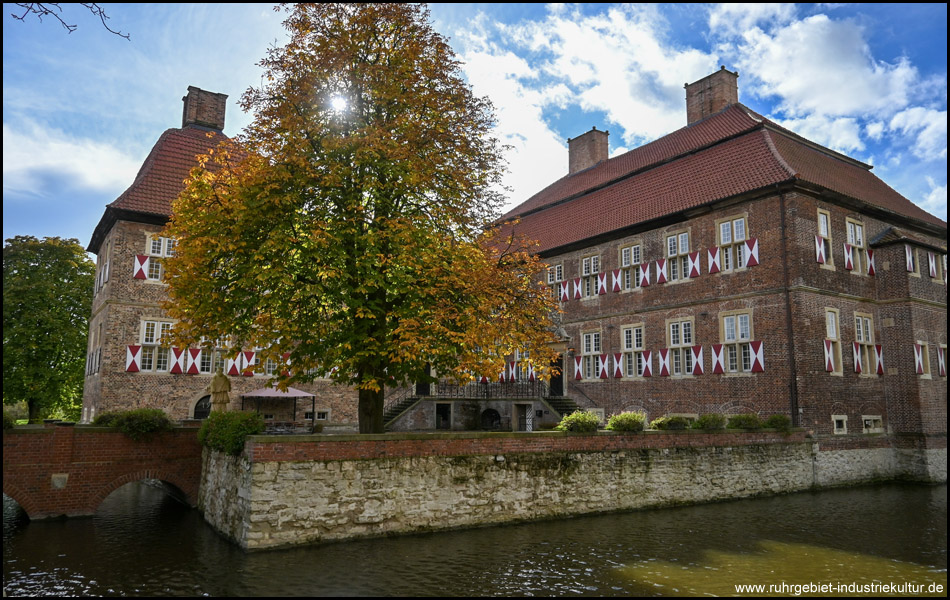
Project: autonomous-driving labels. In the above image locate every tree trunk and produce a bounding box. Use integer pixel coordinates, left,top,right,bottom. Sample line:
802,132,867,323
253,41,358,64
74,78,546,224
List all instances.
358,386,385,434
27,398,44,424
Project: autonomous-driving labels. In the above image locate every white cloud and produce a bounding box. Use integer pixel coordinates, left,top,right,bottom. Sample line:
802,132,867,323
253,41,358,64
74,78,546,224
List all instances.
2,122,142,199
888,107,948,162
735,15,919,118
708,3,796,38
774,115,865,154
920,177,948,221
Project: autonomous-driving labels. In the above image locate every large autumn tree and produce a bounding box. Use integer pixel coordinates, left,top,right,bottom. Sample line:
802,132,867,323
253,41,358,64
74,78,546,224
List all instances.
164,4,558,433
3,236,95,422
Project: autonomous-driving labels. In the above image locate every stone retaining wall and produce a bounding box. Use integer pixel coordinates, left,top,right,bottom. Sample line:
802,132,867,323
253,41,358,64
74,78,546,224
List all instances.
198,430,946,550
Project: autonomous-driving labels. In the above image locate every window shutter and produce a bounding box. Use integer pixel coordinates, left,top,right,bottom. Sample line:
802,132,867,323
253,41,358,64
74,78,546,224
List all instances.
611,269,622,292
707,247,721,274
573,278,582,300
639,263,651,287
815,236,826,264
133,255,149,279
125,345,141,372
655,259,667,284
186,349,202,375
914,344,924,374
527,363,536,382
750,341,765,372
242,351,256,376
688,251,701,278
852,342,862,374
744,239,759,267
508,361,517,381
597,272,607,295
875,345,884,376
574,356,583,380
711,344,725,374
866,248,875,276
170,348,185,374
658,349,670,376
844,243,854,271
560,281,569,302
824,340,835,372
938,346,946,377
613,353,623,378
906,245,914,272
499,369,507,383
641,351,652,377
928,252,937,278
227,356,241,376
598,354,608,379
282,353,292,377
691,345,704,375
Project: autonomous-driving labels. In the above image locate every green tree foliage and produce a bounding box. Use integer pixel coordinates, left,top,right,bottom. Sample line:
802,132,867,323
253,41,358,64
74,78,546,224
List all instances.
3,236,95,422
164,4,558,433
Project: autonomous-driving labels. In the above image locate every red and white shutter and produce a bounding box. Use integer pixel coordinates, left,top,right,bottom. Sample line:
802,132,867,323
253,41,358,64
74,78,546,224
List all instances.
906,245,914,272
711,344,725,374
598,354,609,379
574,356,583,380
527,363,536,382
499,369,507,383
226,356,241,376
655,259,667,284
824,340,835,372
866,248,875,276
844,243,854,271
170,348,186,374
611,269,622,292
688,251,701,278
479,375,489,384
242,351,256,376
750,341,765,372
559,281,569,302
852,342,862,374
691,345,704,375
281,353,292,377
133,255,149,279
815,236,826,264
639,263,651,287
597,272,607,295
184,348,200,374
613,353,623,378
508,361,517,381
928,252,937,278
744,239,759,267
938,346,946,377
125,345,141,372
875,345,884,376
658,349,670,376
641,351,652,377
707,247,721,274
914,344,924,374
573,278,582,300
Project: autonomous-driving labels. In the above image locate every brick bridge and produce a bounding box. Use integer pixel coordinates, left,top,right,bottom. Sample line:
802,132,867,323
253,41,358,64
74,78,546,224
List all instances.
2,423,203,519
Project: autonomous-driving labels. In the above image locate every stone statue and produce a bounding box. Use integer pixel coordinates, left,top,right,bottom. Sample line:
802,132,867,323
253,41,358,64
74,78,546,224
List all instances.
208,366,231,412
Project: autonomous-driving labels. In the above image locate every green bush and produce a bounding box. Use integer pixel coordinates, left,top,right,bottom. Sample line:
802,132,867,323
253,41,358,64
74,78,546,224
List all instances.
692,413,727,430
92,411,124,427
555,410,601,433
3,411,14,430
727,413,761,430
650,415,691,431
605,411,646,432
112,408,174,441
763,414,792,433
198,411,266,456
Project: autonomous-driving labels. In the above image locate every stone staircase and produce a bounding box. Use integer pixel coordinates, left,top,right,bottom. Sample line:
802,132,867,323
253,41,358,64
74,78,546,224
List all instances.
544,397,580,417
383,396,419,427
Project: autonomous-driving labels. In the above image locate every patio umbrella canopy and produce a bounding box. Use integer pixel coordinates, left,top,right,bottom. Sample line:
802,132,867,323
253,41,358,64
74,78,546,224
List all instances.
241,388,316,432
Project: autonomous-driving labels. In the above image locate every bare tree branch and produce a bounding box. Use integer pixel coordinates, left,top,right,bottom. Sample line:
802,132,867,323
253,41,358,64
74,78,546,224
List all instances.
10,3,130,40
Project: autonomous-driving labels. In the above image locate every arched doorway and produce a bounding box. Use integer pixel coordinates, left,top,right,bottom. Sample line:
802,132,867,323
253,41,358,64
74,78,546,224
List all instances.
480,408,501,431
193,395,211,420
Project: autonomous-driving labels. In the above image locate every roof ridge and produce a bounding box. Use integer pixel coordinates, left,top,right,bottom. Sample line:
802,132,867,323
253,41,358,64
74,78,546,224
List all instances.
761,129,797,179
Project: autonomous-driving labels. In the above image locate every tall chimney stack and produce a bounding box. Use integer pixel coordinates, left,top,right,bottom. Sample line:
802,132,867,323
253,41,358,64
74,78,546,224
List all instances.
181,86,228,131
685,66,738,125
568,127,609,175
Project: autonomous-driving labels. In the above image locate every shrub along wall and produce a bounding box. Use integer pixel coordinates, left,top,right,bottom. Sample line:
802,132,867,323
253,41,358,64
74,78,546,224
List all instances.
199,430,945,550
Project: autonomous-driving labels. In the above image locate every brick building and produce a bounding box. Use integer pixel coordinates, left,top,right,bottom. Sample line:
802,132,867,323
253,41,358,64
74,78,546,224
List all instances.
503,67,947,438
81,87,357,425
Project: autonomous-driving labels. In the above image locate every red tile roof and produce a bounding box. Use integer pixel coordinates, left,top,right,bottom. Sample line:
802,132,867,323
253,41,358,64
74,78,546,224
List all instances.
504,103,946,254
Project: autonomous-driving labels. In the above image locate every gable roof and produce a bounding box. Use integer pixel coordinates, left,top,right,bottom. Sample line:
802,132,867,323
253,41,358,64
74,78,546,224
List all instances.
88,126,226,252
503,104,946,255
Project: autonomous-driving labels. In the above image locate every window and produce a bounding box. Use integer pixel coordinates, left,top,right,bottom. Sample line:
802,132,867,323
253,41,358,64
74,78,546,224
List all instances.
667,317,693,376
916,342,931,377
906,245,919,275
862,415,884,434
832,414,848,435
581,255,600,297
666,232,690,281
265,358,278,375
145,235,176,281
619,244,642,290
854,313,876,375
621,324,646,377
546,263,563,284
846,219,865,274
817,209,833,266
140,320,172,372
582,331,602,379
717,216,747,271
721,311,753,373
825,308,842,374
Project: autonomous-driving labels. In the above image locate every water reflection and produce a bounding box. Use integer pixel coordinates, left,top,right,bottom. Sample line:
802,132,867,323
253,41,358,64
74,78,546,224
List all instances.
3,482,946,596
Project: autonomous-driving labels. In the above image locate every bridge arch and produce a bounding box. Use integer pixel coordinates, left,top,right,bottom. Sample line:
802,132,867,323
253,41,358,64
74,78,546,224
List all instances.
89,469,197,514
2,482,41,520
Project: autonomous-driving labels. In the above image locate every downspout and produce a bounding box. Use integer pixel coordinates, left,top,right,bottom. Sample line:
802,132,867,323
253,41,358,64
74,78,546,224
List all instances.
778,190,800,426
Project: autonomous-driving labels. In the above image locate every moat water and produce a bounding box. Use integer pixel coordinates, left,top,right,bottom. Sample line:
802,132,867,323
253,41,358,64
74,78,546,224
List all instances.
3,482,947,596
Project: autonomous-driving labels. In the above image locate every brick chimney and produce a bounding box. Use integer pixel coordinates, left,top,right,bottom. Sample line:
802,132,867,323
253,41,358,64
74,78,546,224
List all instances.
568,127,609,174
685,66,738,125
181,86,228,131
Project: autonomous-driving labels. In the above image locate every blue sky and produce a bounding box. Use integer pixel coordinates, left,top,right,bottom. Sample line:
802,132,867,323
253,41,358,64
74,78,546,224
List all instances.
3,3,947,249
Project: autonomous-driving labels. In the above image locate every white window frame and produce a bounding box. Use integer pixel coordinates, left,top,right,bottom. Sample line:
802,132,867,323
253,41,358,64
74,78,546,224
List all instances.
721,310,753,373
140,320,173,373
717,215,747,271
621,324,646,377
666,231,690,282
846,218,865,274
582,331,602,379
817,209,834,268
825,308,842,375
667,317,693,376
619,244,642,291
854,313,876,376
